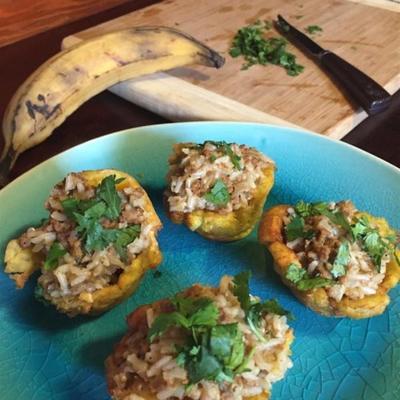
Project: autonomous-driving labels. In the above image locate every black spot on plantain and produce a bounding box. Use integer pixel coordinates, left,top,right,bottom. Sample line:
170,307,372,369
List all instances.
37,94,45,101
25,100,61,120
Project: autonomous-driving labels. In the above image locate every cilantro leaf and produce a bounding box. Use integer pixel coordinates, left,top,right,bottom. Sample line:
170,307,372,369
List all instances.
148,297,219,343
233,271,293,341
331,241,350,278
285,215,314,241
204,179,230,206
232,271,252,313
74,202,107,252
104,225,141,260
255,299,294,320
293,201,351,233
286,263,333,291
186,345,226,384
43,242,67,271
296,277,334,291
203,141,242,170
209,323,245,371
351,216,398,271
148,312,190,342
285,263,306,283
96,175,125,220
222,143,242,170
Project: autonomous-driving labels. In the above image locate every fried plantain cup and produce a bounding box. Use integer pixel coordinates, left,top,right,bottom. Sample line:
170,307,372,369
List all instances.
259,204,400,318
4,169,162,316
165,142,275,241
106,276,293,400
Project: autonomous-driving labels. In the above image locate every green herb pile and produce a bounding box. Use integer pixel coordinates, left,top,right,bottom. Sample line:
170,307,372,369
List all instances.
43,175,141,271
229,20,304,76
148,271,291,385
284,201,399,290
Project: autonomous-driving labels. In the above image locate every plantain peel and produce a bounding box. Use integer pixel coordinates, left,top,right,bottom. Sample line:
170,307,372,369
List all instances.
4,169,163,316
259,205,400,318
0,27,224,183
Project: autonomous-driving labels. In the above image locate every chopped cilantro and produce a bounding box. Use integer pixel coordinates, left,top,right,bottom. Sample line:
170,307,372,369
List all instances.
293,201,351,233
204,141,242,170
43,242,67,271
305,25,323,34
233,271,293,341
229,20,304,76
351,216,399,270
331,241,350,278
204,179,230,206
285,263,306,283
148,293,250,385
148,296,219,342
286,263,333,291
60,175,139,257
285,215,314,241
296,277,334,291
96,175,125,220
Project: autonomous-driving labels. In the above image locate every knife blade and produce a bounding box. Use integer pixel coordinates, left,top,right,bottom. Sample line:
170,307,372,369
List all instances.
275,15,392,115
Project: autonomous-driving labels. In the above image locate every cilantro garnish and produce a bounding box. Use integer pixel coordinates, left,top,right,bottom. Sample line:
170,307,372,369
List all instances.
305,25,323,34
331,241,350,278
148,296,219,342
230,20,304,76
351,216,399,270
43,242,67,271
233,271,293,341
285,215,314,241
204,141,242,170
60,175,140,256
285,263,333,291
96,175,125,220
293,201,351,233
148,294,250,385
204,179,230,206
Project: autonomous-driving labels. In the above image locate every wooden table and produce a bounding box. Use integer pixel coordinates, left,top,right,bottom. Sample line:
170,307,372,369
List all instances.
0,0,399,184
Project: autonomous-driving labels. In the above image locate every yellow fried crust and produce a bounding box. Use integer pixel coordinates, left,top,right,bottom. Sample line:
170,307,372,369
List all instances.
4,169,163,316
168,165,275,241
258,205,400,318
106,284,294,399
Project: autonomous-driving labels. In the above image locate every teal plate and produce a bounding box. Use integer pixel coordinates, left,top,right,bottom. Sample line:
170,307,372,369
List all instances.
0,122,399,400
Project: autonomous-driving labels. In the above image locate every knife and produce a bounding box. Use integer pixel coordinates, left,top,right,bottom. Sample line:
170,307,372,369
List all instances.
275,15,391,115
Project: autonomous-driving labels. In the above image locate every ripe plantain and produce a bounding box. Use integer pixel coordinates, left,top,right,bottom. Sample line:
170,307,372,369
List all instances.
0,27,224,186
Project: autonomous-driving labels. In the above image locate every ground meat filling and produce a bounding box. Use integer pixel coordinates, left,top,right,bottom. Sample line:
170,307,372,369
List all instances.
18,173,154,302
166,142,273,214
109,276,292,400
283,201,391,302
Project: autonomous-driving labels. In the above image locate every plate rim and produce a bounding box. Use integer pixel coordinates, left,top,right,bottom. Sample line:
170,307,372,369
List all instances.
1,121,399,197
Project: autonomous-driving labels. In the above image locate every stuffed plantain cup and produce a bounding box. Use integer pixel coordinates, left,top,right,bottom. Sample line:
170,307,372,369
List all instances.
258,200,400,318
106,272,293,400
4,169,162,317
165,141,275,241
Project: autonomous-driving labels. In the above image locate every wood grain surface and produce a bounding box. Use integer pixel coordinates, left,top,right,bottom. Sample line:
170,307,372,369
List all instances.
0,0,131,48
66,0,400,139
0,0,398,185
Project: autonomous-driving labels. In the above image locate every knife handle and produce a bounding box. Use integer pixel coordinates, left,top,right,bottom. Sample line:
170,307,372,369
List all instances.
319,51,391,115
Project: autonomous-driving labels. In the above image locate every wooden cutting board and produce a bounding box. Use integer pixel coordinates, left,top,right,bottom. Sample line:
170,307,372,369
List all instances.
63,0,400,138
